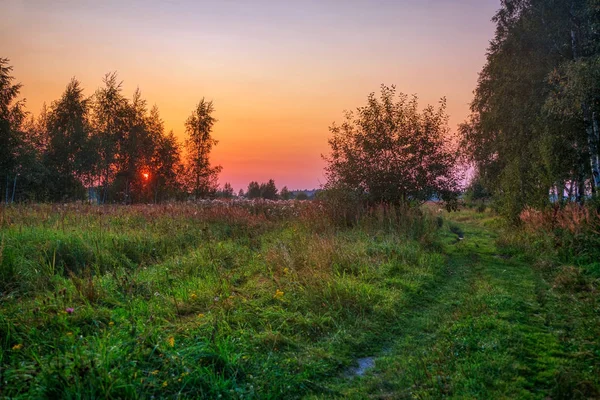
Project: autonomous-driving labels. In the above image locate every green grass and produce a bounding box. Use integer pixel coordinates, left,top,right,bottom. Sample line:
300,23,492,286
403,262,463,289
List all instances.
1,204,598,398
311,209,600,399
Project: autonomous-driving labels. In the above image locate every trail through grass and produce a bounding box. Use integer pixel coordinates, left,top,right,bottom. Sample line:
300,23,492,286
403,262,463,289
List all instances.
317,211,600,399
1,205,598,398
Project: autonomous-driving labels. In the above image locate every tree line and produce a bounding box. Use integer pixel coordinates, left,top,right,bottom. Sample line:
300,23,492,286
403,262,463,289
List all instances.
5,0,599,216
0,60,222,203
461,0,600,219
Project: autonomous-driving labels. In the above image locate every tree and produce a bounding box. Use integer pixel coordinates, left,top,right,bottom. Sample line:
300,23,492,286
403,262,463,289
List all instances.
45,78,91,200
280,186,291,200
152,129,182,202
461,0,600,219
247,181,261,199
295,192,308,201
184,98,221,198
324,84,459,206
260,179,278,200
216,182,234,198
0,58,26,203
91,72,130,203
119,88,153,203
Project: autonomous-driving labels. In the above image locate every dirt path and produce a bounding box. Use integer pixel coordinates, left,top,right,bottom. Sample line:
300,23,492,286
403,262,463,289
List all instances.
311,213,599,399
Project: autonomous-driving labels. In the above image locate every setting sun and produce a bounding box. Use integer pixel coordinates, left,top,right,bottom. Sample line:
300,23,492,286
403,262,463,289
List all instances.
1,0,499,191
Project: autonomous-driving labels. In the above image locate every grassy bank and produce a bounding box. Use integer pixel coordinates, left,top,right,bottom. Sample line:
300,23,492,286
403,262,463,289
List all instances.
0,202,444,398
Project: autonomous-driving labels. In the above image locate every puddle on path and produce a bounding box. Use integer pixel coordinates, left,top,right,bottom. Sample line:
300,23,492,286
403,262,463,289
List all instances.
346,357,376,377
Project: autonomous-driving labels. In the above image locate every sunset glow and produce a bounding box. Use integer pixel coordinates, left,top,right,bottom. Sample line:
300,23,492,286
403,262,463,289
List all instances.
1,0,500,191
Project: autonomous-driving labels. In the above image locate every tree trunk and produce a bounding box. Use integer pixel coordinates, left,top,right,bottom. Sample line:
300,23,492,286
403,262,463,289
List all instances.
578,177,586,203
571,23,600,192
583,105,600,192
557,181,565,204
11,175,17,203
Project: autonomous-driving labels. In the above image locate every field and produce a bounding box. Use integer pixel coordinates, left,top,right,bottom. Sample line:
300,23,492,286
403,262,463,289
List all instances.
1,202,599,399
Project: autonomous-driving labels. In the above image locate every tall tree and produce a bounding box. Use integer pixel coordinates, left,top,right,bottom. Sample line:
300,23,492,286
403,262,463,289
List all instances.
0,58,26,203
280,186,291,200
462,0,600,219
247,181,261,199
184,98,221,198
45,78,91,200
152,126,182,203
260,179,278,200
91,72,129,203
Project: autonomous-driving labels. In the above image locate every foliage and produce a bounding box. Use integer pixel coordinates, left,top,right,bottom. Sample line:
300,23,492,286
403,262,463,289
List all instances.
45,78,92,200
246,179,279,200
1,205,598,398
184,98,221,198
280,186,291,200
0,63,187,203
517,203,600,268
324,84,459,207
295,192,309,201
461,0,600,220
0,202,445,398
0,58,26,203
215,182,234,198
259,179,278,200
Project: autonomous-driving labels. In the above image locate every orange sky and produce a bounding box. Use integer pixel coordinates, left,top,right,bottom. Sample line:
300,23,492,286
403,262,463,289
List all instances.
1,0,499,191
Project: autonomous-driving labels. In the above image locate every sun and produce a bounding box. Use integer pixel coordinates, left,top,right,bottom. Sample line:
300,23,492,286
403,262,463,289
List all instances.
143,173,149,180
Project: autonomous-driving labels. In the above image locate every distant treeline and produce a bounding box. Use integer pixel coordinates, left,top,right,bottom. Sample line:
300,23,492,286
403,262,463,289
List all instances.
461,0,600,219
0,63,222,203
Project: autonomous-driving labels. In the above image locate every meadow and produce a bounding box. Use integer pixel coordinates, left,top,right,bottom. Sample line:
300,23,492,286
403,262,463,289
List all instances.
1,202,599,399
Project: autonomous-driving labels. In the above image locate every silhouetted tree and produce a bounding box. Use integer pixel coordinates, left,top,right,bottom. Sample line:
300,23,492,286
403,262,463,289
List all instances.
92,72,130,203
280,186,291,200
325,84,459,206
184,98,221,198
247,181,261,199
45,78,91,200
216,182,234,198
295,192,308,201
0,58,26,203
152,129,182,202
260,179,278,200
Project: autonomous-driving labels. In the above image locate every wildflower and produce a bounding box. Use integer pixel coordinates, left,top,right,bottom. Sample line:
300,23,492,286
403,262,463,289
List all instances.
190,293,197,300
273,289,284,300
167,336,175,347
109,321,114,326
162,381,168,387
197,313,205,319
66,332,73,336
65,307,74,314
283,267,290,274
12,344,23,350
151,370,159,375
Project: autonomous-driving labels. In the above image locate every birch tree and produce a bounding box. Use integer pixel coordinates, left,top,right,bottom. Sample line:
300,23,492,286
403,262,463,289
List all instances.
184,98,221,198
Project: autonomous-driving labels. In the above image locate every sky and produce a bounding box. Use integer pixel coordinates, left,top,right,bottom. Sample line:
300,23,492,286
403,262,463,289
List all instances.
1,0,500,191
